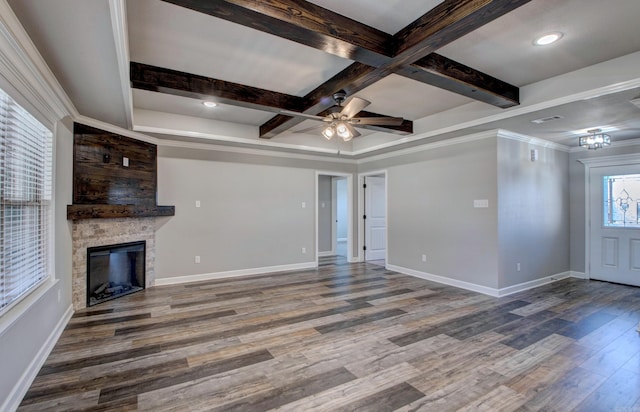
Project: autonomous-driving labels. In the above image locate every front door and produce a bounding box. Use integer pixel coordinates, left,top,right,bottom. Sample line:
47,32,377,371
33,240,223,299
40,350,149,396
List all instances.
589,164,640,286
365,176,386,261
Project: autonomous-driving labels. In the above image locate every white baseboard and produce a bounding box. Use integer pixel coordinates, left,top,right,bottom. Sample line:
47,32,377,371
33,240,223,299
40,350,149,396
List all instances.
155,261,318,286
496,271,572,297
3,304,73,412
570,271,587,279
387,265,575,298
386,264,500,297
318,251,334,257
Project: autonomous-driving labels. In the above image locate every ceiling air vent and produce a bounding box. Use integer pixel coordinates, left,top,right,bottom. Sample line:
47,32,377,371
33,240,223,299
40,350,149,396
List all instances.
531,115,564,124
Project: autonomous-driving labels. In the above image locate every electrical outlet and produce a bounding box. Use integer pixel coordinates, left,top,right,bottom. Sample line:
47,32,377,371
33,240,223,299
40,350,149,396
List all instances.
422,254,427,262
516,263,521,272
123,156,129,167
195,200,201,208
301,247,306,254
195,255,200,264
301,202,306,209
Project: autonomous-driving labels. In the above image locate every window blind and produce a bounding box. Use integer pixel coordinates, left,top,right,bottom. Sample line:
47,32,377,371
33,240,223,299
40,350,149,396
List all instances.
0,88,53,314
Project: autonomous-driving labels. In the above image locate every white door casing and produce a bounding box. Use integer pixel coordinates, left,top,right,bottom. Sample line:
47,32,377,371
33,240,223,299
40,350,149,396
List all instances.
589,164,640,287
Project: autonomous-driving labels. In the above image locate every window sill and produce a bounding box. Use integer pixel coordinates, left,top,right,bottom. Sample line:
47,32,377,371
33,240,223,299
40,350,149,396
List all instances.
0,277,59,336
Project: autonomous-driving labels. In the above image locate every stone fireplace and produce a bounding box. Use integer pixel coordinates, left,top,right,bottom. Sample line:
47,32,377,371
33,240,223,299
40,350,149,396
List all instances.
71,218,157,310
68,123,174,310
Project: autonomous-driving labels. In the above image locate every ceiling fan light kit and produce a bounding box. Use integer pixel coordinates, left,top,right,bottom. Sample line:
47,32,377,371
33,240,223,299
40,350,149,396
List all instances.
286,89,403,141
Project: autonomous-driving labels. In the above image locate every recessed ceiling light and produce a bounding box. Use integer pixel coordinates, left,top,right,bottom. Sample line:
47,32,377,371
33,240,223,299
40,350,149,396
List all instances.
202,101,217,108
534,32,563,46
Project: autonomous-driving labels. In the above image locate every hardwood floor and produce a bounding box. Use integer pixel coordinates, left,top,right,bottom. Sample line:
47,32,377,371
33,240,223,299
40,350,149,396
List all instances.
20,257,640,411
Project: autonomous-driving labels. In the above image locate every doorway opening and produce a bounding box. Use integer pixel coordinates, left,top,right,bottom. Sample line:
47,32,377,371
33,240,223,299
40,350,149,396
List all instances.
316,172,353,265
358,170,387,266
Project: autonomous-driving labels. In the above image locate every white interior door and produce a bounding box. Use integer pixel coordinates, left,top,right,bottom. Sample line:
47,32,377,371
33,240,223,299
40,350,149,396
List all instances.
365,176,386,261
589,164,640,286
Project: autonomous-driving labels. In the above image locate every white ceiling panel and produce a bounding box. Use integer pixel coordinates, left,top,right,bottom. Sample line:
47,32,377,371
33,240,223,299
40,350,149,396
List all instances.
308,0,443,34
127,0,353,97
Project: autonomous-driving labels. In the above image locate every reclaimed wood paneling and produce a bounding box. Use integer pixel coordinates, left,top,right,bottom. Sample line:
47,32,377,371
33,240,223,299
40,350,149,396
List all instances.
73,123,157,206
70,123,175,219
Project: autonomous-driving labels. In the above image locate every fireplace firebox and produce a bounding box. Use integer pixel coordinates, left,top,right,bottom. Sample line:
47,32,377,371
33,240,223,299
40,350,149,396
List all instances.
87,241,145,306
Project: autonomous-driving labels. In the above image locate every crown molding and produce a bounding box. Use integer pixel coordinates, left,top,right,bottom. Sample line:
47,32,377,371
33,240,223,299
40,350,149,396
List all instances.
358,130,499,164
497,129,571,152
133,123,356,156
570,136,640,153
75,115,159,145
577,152,640,167
108,0,133,129
0,0,76,126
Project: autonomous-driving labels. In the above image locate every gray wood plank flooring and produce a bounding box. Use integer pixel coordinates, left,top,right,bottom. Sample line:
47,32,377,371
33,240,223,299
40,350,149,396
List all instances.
19,257,640,411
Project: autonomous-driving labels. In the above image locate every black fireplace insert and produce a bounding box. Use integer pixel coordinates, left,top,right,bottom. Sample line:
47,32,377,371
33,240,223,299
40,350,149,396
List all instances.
86,240,145,306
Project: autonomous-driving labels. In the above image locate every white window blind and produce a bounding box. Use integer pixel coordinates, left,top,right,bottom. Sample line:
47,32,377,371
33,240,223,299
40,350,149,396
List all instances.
0,88,53,314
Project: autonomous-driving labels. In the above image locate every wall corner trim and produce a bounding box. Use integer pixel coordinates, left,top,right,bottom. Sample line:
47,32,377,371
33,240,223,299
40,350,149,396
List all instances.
154,262,318,286
2,304,73,412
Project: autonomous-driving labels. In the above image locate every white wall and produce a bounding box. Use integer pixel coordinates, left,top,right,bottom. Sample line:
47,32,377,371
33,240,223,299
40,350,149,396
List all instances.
336,178,348,240
155,146,356,281
497,138,570,288
318,175,332,253
360,137,500,288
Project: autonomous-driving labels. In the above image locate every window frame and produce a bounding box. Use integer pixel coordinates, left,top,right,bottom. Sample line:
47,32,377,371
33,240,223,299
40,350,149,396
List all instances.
0,86,55,318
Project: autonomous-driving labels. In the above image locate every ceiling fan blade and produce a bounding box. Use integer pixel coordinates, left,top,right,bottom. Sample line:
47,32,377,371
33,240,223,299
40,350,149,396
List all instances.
350,116,404,126
340,97,370,119
279,110,328,122
344,122,361,138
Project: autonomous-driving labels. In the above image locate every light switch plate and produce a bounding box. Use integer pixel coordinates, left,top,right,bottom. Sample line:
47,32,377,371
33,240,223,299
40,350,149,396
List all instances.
473,199,489,208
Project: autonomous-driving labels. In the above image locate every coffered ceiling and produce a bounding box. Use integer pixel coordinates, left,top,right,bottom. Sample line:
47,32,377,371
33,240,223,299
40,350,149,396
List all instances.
7,0,640,156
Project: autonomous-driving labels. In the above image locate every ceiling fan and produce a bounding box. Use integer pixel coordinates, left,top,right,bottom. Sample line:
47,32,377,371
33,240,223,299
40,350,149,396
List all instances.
282,90,404,141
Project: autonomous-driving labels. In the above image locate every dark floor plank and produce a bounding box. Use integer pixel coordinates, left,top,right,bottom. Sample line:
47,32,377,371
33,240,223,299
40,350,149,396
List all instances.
335,382,424,411
501,317,573,350
557,309,617,339
97,349,273,403
209,367,356,411
314,308,407,334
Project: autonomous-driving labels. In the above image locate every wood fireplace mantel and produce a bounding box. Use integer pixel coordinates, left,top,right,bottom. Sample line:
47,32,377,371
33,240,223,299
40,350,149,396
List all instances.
67,204,175,220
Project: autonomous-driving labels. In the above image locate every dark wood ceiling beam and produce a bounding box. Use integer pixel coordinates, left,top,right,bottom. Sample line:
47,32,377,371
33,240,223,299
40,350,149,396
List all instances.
130,62,304,113
162,0,521,111
130,62,411,135
393,0,531,64
160,0,393,68
398,53,519,108
260,0,529,138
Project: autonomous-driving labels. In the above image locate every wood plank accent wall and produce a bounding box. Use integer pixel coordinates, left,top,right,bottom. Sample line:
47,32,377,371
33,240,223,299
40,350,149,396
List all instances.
68,123,174,220
73,123,157,205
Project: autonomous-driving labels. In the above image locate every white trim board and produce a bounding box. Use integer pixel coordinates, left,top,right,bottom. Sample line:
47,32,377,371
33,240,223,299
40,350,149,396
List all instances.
317,251,334,257
387,264,580,297
2,304,73,412
155,262,317,286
